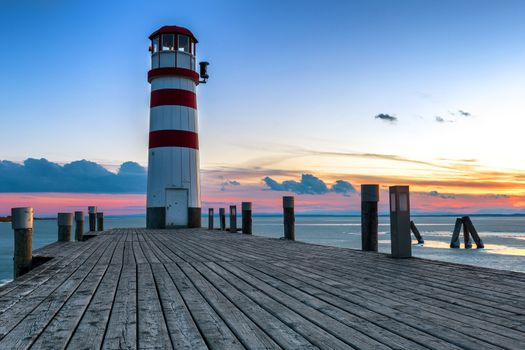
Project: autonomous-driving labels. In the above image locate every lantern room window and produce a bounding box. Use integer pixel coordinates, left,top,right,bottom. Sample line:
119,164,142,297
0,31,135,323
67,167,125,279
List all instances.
152,36,159,53
161,34,175,51
178,35,190,53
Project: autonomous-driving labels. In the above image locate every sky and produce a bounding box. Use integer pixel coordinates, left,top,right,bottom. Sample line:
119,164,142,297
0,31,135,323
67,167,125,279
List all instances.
0,0,524,215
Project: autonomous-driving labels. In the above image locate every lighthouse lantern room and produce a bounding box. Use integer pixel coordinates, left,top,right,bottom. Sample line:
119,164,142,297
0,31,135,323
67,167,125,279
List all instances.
146,25,205,228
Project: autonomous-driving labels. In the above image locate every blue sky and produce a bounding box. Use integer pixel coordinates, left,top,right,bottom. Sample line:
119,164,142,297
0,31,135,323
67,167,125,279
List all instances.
0,0,524,213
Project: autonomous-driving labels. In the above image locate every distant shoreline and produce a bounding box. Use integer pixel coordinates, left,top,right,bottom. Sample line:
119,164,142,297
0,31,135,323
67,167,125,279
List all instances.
0,217,55,223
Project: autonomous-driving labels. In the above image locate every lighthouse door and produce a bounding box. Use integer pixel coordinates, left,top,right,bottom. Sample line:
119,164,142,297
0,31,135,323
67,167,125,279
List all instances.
165,189,188,227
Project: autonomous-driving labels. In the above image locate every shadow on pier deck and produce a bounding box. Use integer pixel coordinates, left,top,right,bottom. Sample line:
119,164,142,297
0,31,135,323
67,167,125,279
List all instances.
0,228,524,349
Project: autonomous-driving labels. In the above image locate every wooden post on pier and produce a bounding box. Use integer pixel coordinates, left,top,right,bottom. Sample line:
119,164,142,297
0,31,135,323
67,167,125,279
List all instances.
57,213,73,242
242,202,252,234
74,211,84,241
88,206,97,232
219,208,226,231
208,208,214,230
361,184,379,251
12,207,33,278
96,212,104,231
283,196,295,240
389,186,412,258
229,205,237,232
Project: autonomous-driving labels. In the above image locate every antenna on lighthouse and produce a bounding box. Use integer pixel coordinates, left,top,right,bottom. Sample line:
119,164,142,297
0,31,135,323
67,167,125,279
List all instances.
199,61,209,83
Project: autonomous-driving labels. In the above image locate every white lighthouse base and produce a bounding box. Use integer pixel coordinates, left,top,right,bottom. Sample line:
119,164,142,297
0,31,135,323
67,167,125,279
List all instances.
146,207,201,229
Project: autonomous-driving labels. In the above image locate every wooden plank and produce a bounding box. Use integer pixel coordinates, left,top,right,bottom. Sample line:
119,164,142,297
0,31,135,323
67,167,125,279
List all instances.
0,236,116,348
150,263,207,349
178,262,282,349
164,262,244,349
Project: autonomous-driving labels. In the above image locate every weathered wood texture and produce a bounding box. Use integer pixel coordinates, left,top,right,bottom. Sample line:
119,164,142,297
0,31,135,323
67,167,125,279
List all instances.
1,228,524,349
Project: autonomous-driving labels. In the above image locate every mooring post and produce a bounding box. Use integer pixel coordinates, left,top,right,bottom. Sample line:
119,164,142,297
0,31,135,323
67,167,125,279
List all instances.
361,184,379,251
88,206,97,232
12,207,33,279
74,211,84,241
283,196,295,240
450,218,462,248
57,213,73,242
462,218,472,249
96,212,104,231
229,205,237,232
242,202,252,234
219,208,226,231
410,221,425,244
208,208,214,230
462,216,484,248
389,186,411,258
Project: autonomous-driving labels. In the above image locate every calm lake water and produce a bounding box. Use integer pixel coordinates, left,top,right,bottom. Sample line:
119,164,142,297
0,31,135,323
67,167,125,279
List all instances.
1,215,524,285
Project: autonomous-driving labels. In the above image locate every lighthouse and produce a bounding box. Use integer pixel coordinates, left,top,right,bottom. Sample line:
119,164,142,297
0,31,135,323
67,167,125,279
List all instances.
146,25,207,228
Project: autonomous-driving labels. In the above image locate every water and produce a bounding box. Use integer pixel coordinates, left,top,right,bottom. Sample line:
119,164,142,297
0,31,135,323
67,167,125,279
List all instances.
1,215,524,285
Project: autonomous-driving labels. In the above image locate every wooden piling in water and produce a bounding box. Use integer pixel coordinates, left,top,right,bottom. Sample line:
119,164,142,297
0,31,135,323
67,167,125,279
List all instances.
361,184,379,251
462,216,484,248
219,208,226,231
57,213,73,242
74,211,84,241
208,208,214,230
88,206,97,232
11,207,33,278
229,205,237,232
283,196,295,240
410,221,424,244
96,212,104,231
463,219,472,249
242,202,252,234
450,218,462,248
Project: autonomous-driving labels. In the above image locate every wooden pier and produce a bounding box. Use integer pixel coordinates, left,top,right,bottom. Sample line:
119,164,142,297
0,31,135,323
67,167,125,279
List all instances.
0,228,524,349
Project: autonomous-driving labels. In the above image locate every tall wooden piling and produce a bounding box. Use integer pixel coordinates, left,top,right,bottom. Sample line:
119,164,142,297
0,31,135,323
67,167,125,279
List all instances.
463,219,472,249
361,184,379,251
219,208,226,231
208,208,214,230
283,196,295,240
96,212,104,231
88,206,97,232
12,207,33,278
389,186,411,258
57,213,73,242
74,211,84,241
229,205,237,232
242,202,252,234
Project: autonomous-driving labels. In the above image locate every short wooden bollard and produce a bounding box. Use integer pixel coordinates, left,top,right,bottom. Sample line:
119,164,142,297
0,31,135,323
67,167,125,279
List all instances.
88,206,97,232
74,211,84,241
219,208,226,231
229,205,237,232
389,186,412,258
57,213,73,242
242,202,252,234
283,196,295,240
12,207,33,278
208,208,214,230
361,184,379,251
96,212,104,231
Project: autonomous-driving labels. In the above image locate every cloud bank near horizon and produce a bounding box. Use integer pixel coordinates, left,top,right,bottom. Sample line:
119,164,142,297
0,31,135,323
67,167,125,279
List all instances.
263,174,356,196
0,158,146,193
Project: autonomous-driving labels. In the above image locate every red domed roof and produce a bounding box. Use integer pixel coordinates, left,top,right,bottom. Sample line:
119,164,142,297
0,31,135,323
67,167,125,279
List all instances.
149,25,198,43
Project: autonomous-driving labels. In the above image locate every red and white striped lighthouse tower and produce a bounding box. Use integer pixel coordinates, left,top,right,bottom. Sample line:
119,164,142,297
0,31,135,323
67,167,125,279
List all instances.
146,25,206,228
